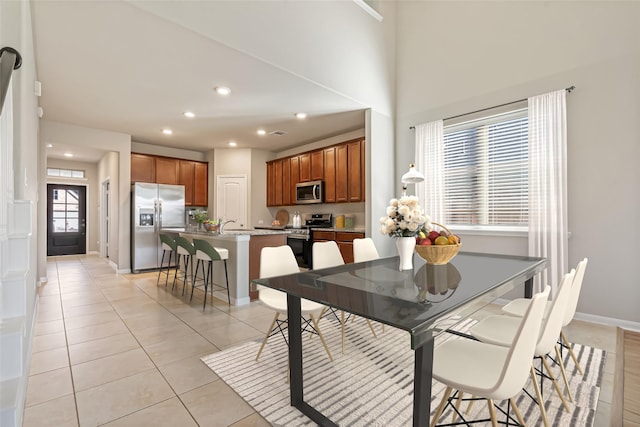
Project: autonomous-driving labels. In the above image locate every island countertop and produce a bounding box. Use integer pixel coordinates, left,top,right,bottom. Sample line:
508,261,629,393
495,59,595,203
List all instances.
162,228,287,239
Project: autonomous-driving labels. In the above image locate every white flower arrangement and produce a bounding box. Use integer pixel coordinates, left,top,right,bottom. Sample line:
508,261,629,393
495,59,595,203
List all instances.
379,196,433,237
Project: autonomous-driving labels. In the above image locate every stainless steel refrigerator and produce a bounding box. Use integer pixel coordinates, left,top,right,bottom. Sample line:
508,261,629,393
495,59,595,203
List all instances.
131,182,185,272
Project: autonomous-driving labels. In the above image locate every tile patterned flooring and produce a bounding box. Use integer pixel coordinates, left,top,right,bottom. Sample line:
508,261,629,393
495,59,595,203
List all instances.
24,254,615,426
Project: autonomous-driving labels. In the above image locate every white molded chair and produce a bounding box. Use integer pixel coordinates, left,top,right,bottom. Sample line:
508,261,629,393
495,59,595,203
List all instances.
469,270,576,427
501,258,588,375
353,237,380,263
430,286,551,427
256,245,333,363
313,241,378,353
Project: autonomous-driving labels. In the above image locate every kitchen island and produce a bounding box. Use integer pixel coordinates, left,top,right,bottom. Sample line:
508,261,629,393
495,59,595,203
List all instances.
173,229,287,306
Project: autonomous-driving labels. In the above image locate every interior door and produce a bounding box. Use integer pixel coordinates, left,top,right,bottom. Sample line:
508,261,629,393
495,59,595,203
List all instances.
47,184,87,256
216,175,247,229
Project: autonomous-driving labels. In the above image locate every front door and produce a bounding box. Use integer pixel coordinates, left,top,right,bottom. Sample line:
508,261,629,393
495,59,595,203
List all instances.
47,184,87,256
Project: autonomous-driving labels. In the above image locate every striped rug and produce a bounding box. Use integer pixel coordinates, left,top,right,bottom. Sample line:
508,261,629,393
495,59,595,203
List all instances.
201,317,605,426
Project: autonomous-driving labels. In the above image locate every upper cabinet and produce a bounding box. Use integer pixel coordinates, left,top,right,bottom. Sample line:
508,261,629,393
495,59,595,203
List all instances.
155,157,180,185
131,153,208,206
265,138,365,207
131,153,156,183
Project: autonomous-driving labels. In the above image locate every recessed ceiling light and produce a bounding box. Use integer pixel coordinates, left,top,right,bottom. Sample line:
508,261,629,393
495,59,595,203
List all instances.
257,129,266,136
46,143,53,148
64,152,73,158
183,111,195,118
162,129,173,135
228,141,237,147
215,86,231,96
295,112,307,119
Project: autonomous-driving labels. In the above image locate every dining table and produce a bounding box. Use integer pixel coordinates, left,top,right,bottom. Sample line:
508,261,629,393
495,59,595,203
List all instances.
252,251,546,426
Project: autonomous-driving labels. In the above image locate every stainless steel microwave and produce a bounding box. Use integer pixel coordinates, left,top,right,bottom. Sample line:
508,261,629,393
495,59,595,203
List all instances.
295,180,323,204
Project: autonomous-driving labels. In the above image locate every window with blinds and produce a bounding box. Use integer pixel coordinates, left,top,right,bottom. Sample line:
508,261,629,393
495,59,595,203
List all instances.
443,108,528,229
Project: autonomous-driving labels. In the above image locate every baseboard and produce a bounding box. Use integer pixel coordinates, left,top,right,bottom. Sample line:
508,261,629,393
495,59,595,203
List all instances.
87,251,98,255
37,277,47,287
117,268,131,274
494,298,640,331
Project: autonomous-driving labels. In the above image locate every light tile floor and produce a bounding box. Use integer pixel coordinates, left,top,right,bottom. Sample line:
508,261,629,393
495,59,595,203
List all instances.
24,254,614,426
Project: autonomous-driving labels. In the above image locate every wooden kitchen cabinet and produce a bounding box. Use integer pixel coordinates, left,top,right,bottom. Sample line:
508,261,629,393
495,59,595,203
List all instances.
282,158,291,206
299,153,311,182
274,159,284,206
179,160,209,206
132,154,207,205
336,231,364,264
131,153,156,183
335,144,349,202
311,151,324,181
347,140,363,202
290,156,299,203
323,147,336,203
264,138,365,207
193,162,208,206
155,157,180,185
312,230,364,264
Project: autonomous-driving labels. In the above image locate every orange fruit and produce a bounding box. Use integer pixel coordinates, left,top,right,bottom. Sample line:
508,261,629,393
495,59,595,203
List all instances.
448,235,458,245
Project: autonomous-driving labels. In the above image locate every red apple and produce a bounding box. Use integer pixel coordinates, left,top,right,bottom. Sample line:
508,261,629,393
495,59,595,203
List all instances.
419,238,432,245
428,231,440,242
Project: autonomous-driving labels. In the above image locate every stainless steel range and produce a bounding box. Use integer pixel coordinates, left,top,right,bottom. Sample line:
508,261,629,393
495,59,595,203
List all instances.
286,213,332,268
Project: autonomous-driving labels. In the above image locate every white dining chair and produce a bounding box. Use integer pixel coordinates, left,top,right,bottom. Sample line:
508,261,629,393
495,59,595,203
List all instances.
353,237,380,263
255,245,333,363
313,240,378,353
501,258,588,375
430,286,551,427
469,270,576,427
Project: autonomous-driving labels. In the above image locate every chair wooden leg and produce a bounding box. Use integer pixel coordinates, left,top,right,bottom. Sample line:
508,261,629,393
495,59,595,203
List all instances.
430,386,452,427
310,314,333,362
541,355,571,412
452,391,464,423
554,344,574,403
256,313,279,361
487,399,499,427
530,366,550,427
366,319,378,339
465,395,476,415
561,329,584,375
510,398,526,427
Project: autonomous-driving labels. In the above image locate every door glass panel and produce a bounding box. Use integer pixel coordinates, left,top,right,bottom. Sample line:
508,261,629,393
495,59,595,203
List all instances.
52,189,83,233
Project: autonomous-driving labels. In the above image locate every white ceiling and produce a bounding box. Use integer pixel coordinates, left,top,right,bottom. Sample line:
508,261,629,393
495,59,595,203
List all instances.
32,1,367,163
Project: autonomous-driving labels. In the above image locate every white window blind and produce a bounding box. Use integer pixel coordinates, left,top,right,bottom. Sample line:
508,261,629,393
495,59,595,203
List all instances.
442,108,528,228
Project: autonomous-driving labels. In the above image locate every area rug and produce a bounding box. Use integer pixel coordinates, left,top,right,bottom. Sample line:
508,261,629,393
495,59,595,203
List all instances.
202,316,605,426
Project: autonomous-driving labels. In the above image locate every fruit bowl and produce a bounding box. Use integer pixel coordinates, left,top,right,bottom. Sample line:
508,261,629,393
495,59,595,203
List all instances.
414,222,460,265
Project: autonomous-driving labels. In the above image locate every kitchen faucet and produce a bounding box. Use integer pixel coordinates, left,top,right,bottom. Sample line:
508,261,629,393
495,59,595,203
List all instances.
219,219,236,234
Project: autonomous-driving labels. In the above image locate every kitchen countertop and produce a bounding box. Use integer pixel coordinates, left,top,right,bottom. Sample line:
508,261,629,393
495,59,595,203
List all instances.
312,227,366,233
162,227,288,237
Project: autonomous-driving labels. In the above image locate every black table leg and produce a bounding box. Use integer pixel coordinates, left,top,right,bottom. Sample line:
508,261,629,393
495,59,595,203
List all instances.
286,294,338,426
524,277,533,298
287,294,303,407
413,336,434,426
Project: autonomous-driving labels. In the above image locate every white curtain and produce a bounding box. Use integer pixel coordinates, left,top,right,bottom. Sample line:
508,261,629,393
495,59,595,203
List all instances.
528,89,568,295
415,120,444,221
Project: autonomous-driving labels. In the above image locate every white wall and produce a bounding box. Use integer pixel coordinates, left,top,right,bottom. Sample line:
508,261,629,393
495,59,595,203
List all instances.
46,159,99,253
395,1,640,323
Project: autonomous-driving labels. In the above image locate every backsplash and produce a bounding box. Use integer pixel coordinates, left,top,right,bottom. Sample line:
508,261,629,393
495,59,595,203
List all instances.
264,202,365,228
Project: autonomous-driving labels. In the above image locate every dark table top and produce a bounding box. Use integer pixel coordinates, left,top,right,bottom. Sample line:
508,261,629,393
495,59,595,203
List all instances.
253,251,546,349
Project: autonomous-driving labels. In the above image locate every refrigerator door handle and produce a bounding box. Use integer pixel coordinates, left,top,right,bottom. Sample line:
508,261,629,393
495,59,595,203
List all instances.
158,199,163,230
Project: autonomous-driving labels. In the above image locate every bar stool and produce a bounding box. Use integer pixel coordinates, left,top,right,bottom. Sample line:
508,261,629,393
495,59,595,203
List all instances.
173,236,195,296
191,238,230,309
157,233,177,287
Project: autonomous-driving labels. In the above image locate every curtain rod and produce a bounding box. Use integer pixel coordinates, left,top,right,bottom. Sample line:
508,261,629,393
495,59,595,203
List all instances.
409,85,575,130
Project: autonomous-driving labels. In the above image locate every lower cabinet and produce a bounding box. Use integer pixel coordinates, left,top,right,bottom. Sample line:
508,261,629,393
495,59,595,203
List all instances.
312,231,365,264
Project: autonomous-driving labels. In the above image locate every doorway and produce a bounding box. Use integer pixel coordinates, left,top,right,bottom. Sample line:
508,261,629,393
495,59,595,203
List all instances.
47,184,87,256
